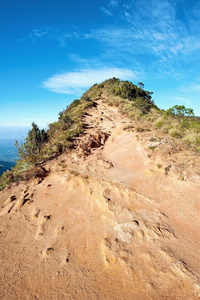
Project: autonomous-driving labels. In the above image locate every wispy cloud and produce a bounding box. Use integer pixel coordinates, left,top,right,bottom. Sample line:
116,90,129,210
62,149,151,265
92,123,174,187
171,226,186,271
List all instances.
31,0,200,83
42,68,140,95
29,26,80,47
101,0,119,16
109,0,118,8
101,7,113,16
29,28,52,38
29,1,200,68
94,0,200,76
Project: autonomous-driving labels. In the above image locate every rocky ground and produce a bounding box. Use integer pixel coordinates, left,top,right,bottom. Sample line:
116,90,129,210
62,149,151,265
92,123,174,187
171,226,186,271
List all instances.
0,98,200,299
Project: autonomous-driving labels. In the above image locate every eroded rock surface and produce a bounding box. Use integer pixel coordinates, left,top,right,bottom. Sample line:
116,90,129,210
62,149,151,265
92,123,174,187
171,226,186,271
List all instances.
1,99,200,299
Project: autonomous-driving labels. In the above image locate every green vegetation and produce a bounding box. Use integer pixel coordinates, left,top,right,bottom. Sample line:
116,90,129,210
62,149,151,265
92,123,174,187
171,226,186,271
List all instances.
99,78,156,115
69,169,79,176
58,160,67,169
150,137,157,142
0,95,95,190
164,165,172,175
166,105,194,118
123,125,135,131
1,77,200,190
148,145,157,151
157,164,162,169
136,127,145,132
15,122,48,160
90,79,200,148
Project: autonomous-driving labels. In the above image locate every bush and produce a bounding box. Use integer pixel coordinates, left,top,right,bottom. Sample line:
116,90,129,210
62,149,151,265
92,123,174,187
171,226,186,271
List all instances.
170,130,183,139
136,127,145,132
150,137,157,141
15,123,48,161
0,171,13,191
155,121,163,129
98,78,156,115
195,136,200,145
166,105,194,117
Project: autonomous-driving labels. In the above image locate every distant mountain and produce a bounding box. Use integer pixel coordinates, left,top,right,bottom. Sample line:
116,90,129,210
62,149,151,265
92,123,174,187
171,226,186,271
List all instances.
0,161,15,175
0,139,18,175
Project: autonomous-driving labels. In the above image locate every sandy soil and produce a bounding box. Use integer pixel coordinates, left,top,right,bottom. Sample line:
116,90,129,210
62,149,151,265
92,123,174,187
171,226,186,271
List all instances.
0,98,200,299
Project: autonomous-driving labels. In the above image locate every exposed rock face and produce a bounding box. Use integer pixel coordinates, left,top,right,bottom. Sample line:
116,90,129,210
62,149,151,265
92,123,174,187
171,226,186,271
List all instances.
76,130,109,157
1,99,200,299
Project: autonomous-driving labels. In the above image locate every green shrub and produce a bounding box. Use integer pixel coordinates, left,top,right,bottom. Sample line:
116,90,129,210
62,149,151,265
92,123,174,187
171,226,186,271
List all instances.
0,171,13,190
170,130,183,139
150,137,157,142
166,105,194,117
68,99,80,109
123,125,135,130
195,136,200,145
155,121,163,129
164,165,171,175
15,122,48,161
69,170,79,176
136,127,145,132
148,145,157,150
157,164,162,169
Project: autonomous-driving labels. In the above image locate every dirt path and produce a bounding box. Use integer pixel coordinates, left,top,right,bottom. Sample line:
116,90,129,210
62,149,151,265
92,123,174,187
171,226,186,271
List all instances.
0,99,200,299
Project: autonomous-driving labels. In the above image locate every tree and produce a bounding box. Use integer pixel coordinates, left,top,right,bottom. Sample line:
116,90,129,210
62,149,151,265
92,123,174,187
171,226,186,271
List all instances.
136,97,152,114
138,82,144,89
15,122,48,160
166,105,194,117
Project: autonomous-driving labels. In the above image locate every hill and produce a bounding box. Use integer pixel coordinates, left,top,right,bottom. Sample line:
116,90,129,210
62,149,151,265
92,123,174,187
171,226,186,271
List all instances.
0,161,15,175
0,139,18,175
0,79,200,299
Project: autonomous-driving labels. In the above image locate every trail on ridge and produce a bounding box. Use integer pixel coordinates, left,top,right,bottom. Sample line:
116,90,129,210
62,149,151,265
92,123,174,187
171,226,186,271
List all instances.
0,98,200,299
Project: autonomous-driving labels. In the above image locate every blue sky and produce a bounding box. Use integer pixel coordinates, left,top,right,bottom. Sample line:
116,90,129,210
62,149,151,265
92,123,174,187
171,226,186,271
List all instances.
1,0,200,139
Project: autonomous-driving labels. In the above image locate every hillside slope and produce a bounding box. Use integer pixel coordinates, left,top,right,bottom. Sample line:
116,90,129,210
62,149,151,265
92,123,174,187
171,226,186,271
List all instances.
1,93,200,299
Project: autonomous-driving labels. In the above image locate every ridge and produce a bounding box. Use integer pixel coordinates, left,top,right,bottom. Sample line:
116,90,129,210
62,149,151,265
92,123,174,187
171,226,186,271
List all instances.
0,78,200,299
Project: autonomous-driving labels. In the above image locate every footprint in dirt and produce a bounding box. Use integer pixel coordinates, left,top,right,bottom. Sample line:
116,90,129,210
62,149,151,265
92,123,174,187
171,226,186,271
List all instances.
42,245,71,267
35,214,51,239
0,187,33,215
32,207,40,219
102,236,134,266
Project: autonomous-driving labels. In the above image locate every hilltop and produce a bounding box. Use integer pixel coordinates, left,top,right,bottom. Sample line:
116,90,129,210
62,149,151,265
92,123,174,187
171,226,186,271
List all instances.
1,78,200,190
0,79,200,299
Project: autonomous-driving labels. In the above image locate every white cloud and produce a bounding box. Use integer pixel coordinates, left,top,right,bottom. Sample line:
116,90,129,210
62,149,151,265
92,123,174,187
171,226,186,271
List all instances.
101,7,113,16
29,0,200,79
152,32,166,41
42,68,140,95
170,43,184,55
29,27,80,46
109,0,118,7
29,28,51,38
101,0,118,16
115,0,200,58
